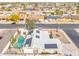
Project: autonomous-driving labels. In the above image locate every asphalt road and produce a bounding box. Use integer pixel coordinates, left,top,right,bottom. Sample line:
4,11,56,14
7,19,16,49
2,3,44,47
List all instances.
63,29,79,48
0,24,79,29
0,30,16,53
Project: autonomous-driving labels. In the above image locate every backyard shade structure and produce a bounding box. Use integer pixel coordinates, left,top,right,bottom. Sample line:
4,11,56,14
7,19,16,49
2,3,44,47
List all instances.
24,38,32,47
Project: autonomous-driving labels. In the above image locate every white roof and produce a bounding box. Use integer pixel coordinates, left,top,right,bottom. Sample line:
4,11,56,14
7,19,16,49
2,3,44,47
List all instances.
31,29,62,50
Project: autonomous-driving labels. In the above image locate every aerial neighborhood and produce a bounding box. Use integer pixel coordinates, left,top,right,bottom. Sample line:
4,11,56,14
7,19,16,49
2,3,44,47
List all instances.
0,2,79,56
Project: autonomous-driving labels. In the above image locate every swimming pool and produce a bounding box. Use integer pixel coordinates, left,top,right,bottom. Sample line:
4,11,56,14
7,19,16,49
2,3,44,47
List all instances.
14,35,24,48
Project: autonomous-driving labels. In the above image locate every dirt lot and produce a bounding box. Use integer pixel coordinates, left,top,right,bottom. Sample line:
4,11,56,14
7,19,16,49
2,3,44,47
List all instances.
43,29,70,43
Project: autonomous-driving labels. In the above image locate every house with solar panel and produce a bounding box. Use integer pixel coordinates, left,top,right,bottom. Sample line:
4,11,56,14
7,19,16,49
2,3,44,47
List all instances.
22,29,63,55
6,28,64,55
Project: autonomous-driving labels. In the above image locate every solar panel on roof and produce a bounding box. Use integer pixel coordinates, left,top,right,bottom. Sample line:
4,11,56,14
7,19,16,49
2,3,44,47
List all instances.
45,44,58,49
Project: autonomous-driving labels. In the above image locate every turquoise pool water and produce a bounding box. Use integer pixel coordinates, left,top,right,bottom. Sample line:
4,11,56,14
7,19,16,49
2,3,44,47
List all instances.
14,35,24,48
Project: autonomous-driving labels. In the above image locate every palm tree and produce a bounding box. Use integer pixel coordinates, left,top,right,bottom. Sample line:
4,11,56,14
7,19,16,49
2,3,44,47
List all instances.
25,19,36,32
55,9,63,32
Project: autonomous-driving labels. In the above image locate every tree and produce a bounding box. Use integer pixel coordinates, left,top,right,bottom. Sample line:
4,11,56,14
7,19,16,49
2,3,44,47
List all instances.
21,3,27,10
10,37,16,45
55,9,62,32
9,14,19,22
55,9,63,15
76,9,79,14
55,9,59,15
76,6,79,14
59,10,64,15
51,12,55,15
4,8,11,11
25,19,35,31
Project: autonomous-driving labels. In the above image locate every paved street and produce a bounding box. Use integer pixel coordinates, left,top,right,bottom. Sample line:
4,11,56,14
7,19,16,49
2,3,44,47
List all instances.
63,29,79,48
0,30,16,53
0,24,79,29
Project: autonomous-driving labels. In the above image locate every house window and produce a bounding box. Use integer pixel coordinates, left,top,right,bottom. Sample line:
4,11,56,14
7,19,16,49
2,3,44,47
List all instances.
36,35,40,39
36,30,40,33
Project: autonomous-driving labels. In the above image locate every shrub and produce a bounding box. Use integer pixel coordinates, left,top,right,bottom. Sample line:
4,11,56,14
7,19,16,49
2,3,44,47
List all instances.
10,37,16,45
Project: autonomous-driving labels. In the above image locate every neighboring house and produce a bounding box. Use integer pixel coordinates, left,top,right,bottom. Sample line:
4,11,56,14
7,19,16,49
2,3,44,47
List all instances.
18,11,27,21
0,11,13,21
26,11,45,21
63,14,79,20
